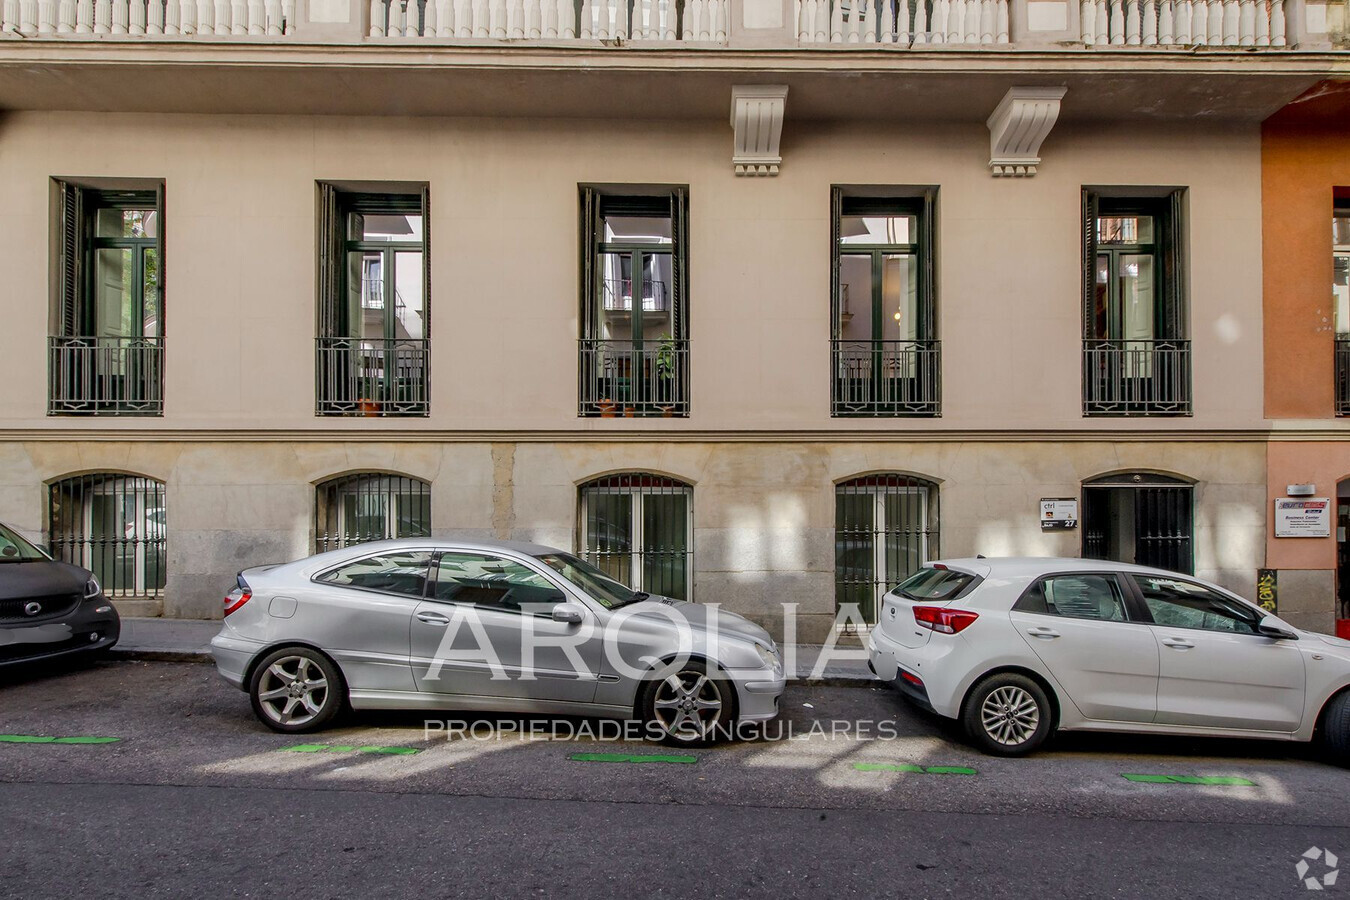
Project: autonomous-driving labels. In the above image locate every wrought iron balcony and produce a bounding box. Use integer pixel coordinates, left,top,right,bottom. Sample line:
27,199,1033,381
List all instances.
1337,339,1350,417
831,339,941,417
48,336,164,416
316,337,430,416
1082,339,1191,416
579,338,689,417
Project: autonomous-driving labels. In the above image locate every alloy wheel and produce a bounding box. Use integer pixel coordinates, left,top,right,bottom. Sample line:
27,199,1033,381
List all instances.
255,655,330,727
652,670,725,742
980,685,1040,747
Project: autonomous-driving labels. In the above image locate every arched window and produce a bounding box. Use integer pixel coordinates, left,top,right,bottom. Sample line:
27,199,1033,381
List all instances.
316,473,430,553
1082,472,1193,574
579,473,693,601
835,473,939,623
48,473,167,598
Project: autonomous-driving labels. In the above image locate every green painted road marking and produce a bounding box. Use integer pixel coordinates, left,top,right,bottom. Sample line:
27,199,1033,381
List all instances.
569,752,698,765
852,763,977,775
280,744,422,755
1122,774,1256,786
0,734,120,745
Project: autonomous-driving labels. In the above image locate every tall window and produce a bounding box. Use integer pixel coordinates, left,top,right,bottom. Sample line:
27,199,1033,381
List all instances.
1334,204,1350,415
316,185,430,416
49,181,165,416
579,474,692,600
1082,472,1193,574
1082,189,1190,416
834,474,939,623
831,190,939,416
315,473,431,553
48,474,167,598
579,188,689,417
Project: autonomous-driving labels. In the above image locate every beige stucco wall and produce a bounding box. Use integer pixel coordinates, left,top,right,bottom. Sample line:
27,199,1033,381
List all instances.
0,110,1265,431
0,438,1266,638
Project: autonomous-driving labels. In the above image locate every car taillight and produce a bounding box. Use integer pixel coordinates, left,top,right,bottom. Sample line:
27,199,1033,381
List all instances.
223,583,251,616
901,670,925,688
913,605,978,634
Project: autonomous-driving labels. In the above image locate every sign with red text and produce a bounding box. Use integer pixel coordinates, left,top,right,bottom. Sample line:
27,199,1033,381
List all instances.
1273,498,1332,538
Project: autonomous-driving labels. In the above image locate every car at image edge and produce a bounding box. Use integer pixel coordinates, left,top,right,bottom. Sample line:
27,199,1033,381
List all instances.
868,557,1350,760
210,538,785,743
0,520,120,668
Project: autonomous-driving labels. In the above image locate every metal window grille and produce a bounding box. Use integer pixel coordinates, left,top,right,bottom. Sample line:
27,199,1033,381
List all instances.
1082,475,1193,575
48,474,167,598
315,474,431,554
835,474,938,624
1337,339,1350,417
579,474,693,601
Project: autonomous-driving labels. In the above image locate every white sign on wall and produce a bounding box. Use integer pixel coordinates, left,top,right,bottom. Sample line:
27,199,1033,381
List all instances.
1040,498,1078,530
1273,498,1332,538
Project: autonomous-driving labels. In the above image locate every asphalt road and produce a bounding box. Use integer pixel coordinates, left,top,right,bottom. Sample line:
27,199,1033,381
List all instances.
3,659,1349,899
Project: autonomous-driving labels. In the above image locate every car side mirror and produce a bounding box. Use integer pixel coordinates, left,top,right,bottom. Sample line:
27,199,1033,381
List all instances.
1257,622,1299,641
552,604,585,625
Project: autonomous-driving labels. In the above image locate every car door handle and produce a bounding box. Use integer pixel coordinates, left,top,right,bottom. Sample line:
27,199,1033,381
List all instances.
1026,626,1061,639
416,612,451,626
1161,638,1195,650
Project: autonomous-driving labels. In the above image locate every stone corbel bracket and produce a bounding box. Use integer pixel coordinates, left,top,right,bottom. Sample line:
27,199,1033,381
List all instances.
987,86,1067,177
731,85,789,176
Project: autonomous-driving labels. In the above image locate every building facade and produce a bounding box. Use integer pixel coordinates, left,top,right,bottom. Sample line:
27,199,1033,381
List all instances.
0,0,1346,641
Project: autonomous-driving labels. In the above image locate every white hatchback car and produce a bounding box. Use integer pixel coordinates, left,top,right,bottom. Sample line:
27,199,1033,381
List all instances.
867,558,1350,759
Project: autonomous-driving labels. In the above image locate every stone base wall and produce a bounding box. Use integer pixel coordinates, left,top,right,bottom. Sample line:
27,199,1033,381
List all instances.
0,438,1271,642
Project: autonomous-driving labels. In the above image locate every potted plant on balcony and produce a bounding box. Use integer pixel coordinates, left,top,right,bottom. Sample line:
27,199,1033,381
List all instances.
654,333,678,417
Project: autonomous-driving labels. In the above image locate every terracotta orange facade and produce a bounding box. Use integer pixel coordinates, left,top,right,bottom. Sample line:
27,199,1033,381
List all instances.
1262,82,1350,634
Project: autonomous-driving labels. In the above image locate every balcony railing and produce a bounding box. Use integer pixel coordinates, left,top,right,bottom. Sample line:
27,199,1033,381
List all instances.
0,0,1315,46
1337,339,1350,417
316,337,430,416
48,336,164,416
579,338,688,417
1082,339,1191,416
831,339,941,417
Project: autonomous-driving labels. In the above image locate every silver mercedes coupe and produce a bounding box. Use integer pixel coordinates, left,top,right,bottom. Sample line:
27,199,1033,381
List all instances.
209,539,785,744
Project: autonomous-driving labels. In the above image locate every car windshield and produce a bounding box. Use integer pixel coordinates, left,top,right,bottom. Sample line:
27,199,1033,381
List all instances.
893,566,976,601
0,522,48,562
536,552,642,609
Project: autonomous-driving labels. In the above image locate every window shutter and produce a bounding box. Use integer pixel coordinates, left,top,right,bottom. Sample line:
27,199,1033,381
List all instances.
316,182,340,338
56,180,83,337
155,181,166,336
579,186,597,340
920,188,937,340
1161,188,1187,339
1081,189,1099,340
829,186,842,340
421,183,431,338
670,187,688,341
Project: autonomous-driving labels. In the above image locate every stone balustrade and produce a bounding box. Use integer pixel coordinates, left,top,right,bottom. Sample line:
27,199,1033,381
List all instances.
0,0,1338,46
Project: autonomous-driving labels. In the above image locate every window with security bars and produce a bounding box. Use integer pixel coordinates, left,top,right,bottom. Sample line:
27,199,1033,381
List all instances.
315,474,431,553
1082,473,1193,574
48,474,167,598
579,474,693,600
835,474,938,623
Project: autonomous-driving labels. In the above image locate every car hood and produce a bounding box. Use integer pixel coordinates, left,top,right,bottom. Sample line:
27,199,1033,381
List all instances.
618,598,774,648
1315,633,1350,652
0,559,90,600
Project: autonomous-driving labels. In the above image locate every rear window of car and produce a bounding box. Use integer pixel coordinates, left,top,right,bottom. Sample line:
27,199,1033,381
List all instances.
892,567,978,601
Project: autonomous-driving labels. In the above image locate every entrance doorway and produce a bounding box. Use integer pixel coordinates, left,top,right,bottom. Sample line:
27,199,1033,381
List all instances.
1337,479,1350,627
1082,473,1193,574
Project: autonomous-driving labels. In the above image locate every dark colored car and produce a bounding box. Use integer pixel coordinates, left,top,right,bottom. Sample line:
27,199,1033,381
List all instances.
0,520,119,668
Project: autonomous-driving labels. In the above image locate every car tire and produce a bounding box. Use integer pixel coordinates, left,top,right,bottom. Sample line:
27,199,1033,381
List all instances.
1322,691,1350,766
639,659,737,747
248,647,345,734
962,672,1053,757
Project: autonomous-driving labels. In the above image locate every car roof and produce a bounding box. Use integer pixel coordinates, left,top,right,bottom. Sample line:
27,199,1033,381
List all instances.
284,537,568,572
932,557,1209,580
